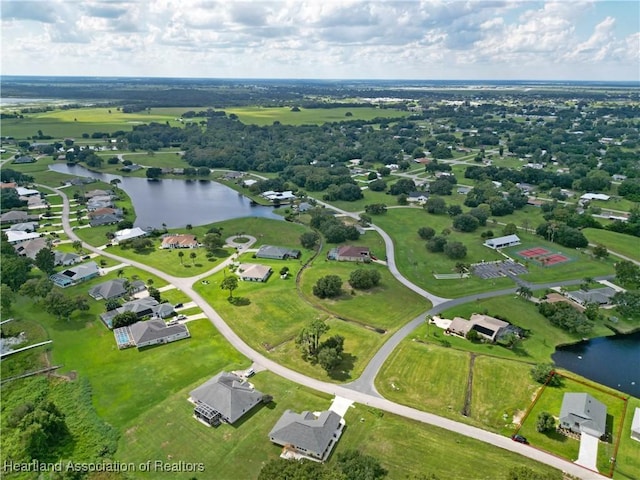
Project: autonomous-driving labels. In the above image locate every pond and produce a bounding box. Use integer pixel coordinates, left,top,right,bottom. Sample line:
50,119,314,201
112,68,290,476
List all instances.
49,163,283,229
552,331,640,397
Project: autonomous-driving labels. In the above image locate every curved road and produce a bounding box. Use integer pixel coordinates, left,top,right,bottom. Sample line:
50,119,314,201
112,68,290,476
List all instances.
46,185,608,480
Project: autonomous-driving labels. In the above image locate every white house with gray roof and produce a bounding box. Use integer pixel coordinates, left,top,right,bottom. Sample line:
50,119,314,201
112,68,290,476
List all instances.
268,410,344,461
559,393,607,438
567,287,618,306
189,371,265,425
128,318,190,349
483,234,521,249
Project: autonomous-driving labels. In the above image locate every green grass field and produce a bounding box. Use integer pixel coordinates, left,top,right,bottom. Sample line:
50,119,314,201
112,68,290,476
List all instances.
583,228,640,262
224,106,410,126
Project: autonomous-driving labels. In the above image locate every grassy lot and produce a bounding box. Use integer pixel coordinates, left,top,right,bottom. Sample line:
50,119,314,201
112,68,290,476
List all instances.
224,106,410,126
615,396,640,480
326,189,397,213
372,208,512,297
517,372,628,475
117,371,561,480
4,156,78,186
298,236,428,331
583,228,640,262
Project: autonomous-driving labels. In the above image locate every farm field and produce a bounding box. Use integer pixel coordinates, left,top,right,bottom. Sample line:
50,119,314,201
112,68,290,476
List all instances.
223,106,410,126
116,371,562,480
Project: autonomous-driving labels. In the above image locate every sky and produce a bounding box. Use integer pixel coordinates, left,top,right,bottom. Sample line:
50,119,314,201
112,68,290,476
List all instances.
1,0,639,81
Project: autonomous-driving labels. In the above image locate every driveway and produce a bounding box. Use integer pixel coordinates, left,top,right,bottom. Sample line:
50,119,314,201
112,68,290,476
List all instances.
576,432,600,472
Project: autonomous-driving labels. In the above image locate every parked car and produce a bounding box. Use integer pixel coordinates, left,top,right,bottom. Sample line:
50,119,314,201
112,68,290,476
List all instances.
511,434,528,444
174,303,183,309
176,314,187,320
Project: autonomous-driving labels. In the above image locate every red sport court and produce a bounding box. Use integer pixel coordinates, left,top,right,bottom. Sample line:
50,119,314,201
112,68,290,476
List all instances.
518,247,551,258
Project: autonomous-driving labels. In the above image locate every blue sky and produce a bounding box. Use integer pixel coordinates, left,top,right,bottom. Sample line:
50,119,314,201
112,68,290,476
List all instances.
1,0,638,80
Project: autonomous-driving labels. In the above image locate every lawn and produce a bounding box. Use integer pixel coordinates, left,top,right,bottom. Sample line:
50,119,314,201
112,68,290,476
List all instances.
5,156,78,186
224,106,410,126
583,228,640,262
517,372,628,475
116,371,562,480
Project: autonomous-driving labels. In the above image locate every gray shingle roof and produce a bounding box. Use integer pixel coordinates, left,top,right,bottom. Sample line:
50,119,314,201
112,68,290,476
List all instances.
190,372,264,424
129,318,189,345
559,393,607,437
269,410,341,457
89,278,127,300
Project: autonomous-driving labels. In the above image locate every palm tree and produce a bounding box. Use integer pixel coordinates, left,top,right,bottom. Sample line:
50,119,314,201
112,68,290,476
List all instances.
117,269,124,278
516,285,533,300
72,240,82,253
110,178,121,190
190,252,197,265
178,251,184,264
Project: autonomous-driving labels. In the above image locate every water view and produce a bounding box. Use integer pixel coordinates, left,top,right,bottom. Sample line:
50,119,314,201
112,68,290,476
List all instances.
49,163,283,229
552,331,640,397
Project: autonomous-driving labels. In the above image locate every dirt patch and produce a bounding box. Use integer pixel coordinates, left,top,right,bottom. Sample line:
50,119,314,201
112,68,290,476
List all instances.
125,426,138,436
161,441,169,448
512,410,525,425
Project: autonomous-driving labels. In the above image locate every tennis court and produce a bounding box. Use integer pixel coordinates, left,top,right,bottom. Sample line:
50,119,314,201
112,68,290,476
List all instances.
540,253,570,265
518,247,551,258
114,327,135,349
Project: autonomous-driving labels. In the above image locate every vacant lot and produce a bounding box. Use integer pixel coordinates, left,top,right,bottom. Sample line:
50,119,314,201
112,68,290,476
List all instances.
583,228,640,262
223,106,410,126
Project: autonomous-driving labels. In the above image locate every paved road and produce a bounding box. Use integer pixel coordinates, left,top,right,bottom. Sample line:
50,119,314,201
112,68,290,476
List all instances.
45,184,609,480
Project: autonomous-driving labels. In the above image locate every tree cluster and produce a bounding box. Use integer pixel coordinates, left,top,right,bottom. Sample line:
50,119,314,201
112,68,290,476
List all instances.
537,302,593,334
535,222,588,249
310,209,360,244
348,269,381,290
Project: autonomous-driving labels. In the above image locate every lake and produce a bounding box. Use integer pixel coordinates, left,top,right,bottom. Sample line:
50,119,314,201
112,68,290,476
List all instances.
49,163,283,229
552,331,640,397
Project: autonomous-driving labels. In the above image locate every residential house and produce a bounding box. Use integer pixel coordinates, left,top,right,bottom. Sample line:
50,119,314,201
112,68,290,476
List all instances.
88,207,122,218
172,168,184,175
223,171,244,180
90,214,122,227
566,287,618,306
559,393,607,438
100,297,174,329
190,371,265,425
1,210,33,224
120,164,142,172
84,189,111,199
446,313,509,342
543,293,585,312
54,251,81,267
5,231,41,244
15,186,40,197
255,245,301,260
89,278,129,300
0,182,17,189
297,202,312,212
457,186,472,195
113,227,147,244
237,263,272,282
242,179,258,187
160,234,198,249
580,193,610,201
483,234,521,250
268,410,344,462
13,237,48,259
612,174,627,182
13,156,35,164
50,261,100,288
328,246,371,262
9,222,38,232
261,190,296,202
407,192,429,204
127,318,190,349
26,195,47,208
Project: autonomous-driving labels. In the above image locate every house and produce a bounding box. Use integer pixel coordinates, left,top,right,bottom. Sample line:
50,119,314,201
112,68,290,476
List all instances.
90,214,122,227
613,174,627,182
160,234,198,249
88,207,122,218
84,189,111,199
559,393,607,438
483,234,521,249
328,246,371,262
255,245,301,260
190,371,265,425
457,186,472,195
12,155,35,164
26,195,47,208
407,192,429,204
113,227,147,244
120,164,142,172
0,182,17,189
100,297,173,328
127,318,190,349
566,287,617,306
297,202,312,212
223,171,244,180
446,313,509,342
261,190,297,202
172,168,184,175
237,263,272,282
15,186,40,197
13,237,48,259
1,210,30,224
9,222,38,232
54,251,81,267
50,261,100,288
543,293,585,312
5,230,41,244
516,183,535,194
527,197,544,207
242,179,258,187
580,193,610,202
89,278,129,300
631,408,640,442
268,410,344,462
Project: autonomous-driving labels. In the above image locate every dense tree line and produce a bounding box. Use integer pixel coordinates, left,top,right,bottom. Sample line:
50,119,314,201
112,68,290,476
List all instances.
537,302,593,334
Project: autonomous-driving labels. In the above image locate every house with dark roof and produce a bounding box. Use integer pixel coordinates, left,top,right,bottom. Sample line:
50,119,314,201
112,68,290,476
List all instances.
8,222,38,232
407,191,429,204
50,262,100,288
89,278,128,300
268,410,344,461
1,210,30,224
328,246,371,262
13,237,48,259
559,393,607,439
13,156,35,164
567,287,618,306
100,297,173,329
128,318,190,349
237,263,272,282
255,245,301,260
90,214,122,227
190,371,265,425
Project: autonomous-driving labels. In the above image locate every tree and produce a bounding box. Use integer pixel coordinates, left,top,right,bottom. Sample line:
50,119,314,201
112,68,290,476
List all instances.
220,275,238,299
318,346,342,373
447,204,462,217
612,291,640,318
112,311,139,328
452,214,479,232
592,243,609,259
368,179,387,192
530,364,561,386
364,203,387,215
313,275,342,299
502,223,518,236
19,278,52,299
1,283,14,314
466,329,480,342
424,197,446,214
178,251,184,264
516,286,532,300
296,318,330,361
389,178,415,196
426,236,448,253
536,411,556,433
430,178,454,196
72,240,83,253
615,260,640,289
417,226,436,240
300,231,320,249
1,255,32,290
444,241,467,259
105,298,121,312
279,266,290,277
43,291,78,320
34,248,56,275
359,213,372,226
258,458,345,480
148,286,161,302
336,450,387,480
110,179,121,191
189,251,197,264
202,233,223,252
146,167,162,179
349,269,381,290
